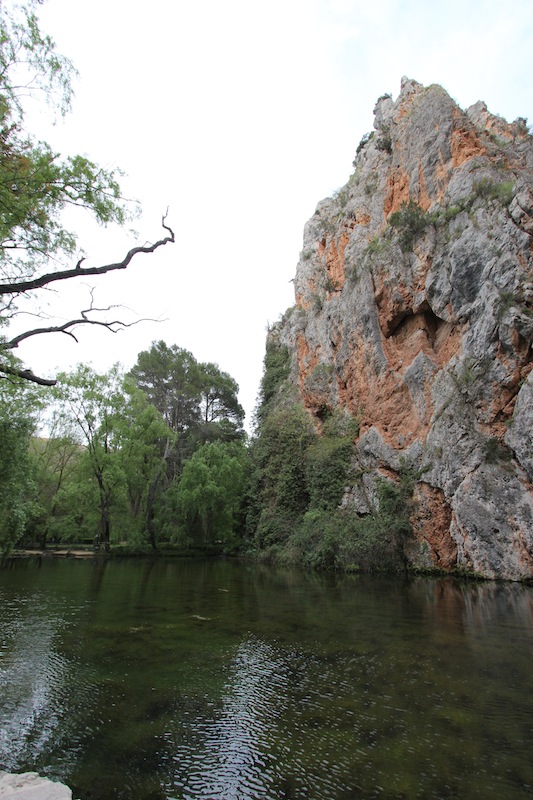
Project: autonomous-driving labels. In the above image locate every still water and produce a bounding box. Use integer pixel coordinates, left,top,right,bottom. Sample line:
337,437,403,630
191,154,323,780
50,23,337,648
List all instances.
0,557,532,800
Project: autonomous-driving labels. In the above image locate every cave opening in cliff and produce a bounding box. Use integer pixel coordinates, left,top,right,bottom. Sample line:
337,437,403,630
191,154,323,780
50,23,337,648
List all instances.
423,306,445,347
389,305,445,348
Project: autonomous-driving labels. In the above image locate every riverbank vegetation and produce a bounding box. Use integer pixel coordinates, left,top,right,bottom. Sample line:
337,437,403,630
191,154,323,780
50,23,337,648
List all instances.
242,335,415,572
1,342,246,553
2,328,416,573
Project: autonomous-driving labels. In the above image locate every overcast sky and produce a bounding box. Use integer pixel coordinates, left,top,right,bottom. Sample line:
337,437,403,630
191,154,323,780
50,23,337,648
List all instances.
15,0,533,430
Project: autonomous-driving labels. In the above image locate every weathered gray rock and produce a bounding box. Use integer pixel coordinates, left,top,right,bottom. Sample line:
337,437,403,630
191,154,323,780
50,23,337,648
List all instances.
451,464,533,579
276,78,533,579
0,772,72,799
505,372,533,480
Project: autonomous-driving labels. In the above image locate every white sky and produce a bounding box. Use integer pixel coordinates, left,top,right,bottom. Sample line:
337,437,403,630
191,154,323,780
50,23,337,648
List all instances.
14,0,533,430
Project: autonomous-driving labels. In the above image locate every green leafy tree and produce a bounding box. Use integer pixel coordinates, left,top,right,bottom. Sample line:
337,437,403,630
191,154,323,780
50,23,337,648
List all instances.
130,340,245,464
129,341,246,546
0,372,43,551
128,341,203,544
30,382,170,549
194,361,245,445
129,341,202,458
27,424,82,548
199,362,244,429
0,1,174,385
53,364,128,550
0,417,35,551
113,381,171,548
172,441,247,549
248,404,316,549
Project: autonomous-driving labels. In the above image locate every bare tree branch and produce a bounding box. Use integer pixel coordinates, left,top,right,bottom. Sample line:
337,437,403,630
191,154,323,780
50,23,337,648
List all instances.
0,215,175,385
7,310,163,349
0,214,175,296
0,361,56,386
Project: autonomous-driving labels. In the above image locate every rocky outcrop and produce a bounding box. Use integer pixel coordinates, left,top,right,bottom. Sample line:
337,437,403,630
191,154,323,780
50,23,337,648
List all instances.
277,78,533,580
0,772,73,799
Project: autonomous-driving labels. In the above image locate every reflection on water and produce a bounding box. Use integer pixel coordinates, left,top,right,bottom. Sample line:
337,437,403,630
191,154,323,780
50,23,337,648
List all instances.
169,636,290,799
0,586,96,780
0,558,533,799
0,608,65,767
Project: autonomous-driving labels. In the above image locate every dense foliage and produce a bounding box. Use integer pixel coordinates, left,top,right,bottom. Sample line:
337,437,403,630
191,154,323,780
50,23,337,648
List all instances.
255,335,291,422
0,320,417,568
244,332,416,572
0,341,247,554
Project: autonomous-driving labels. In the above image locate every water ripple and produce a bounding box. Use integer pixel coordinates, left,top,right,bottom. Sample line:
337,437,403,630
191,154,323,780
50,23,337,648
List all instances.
168,635,290,799
0,593,95,773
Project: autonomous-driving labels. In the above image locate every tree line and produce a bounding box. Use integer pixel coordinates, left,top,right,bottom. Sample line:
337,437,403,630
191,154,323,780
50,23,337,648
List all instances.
0,2,248,558
1,330,414,571
0,340,246,553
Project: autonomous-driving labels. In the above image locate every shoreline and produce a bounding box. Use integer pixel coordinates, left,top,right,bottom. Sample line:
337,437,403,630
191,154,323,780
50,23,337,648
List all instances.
7,548,98,559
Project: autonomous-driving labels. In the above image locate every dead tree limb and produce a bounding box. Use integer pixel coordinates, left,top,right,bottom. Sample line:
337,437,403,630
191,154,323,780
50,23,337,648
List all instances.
0,215,175,385
0,214,174,296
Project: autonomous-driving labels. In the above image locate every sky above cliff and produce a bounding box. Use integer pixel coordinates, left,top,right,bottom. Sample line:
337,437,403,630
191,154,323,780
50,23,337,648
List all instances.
17,0,533,430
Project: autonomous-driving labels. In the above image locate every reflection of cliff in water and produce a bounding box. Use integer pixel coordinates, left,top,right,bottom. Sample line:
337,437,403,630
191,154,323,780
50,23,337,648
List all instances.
410,576,533,635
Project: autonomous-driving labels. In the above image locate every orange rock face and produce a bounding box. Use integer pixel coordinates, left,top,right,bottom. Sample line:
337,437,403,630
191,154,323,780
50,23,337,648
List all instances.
279,78,533,579
450,106,487,168
410,483,456,569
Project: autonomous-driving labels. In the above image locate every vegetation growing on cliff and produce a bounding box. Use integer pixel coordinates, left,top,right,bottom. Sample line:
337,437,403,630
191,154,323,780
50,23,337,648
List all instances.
256,335,291,421
243,337,416,572
388,200,430,251
245,411,416,571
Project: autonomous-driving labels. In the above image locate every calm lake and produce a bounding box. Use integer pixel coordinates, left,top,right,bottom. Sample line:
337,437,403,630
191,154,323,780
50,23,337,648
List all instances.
0,558,532,800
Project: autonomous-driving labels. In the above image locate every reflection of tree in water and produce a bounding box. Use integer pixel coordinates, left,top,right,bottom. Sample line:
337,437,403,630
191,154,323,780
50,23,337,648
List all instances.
0,609,61,769
86,559,109,600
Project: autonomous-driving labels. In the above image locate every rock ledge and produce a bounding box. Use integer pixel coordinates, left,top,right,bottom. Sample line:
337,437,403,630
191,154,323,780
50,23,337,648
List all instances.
0,772,73,800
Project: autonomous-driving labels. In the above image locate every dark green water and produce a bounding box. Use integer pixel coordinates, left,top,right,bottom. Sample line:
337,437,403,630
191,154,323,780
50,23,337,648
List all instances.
0,558,532,800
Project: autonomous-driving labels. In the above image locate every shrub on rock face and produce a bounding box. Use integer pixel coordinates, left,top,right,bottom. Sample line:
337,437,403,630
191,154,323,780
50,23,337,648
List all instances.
250,404,316,534
256,338,291,420
305,437,353,511
388,201,430,250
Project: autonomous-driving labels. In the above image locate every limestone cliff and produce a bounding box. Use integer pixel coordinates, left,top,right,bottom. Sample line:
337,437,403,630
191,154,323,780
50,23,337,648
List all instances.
276,78,533,580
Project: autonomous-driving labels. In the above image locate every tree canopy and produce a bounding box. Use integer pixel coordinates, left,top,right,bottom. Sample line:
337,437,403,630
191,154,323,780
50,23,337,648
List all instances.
129,340,245,450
